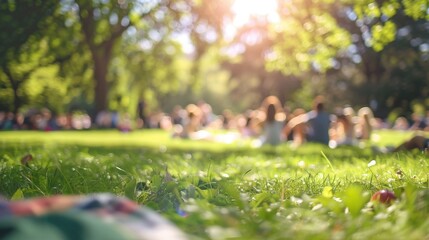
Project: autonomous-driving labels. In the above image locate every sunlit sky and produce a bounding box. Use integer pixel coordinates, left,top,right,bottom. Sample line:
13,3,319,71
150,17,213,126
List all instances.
221,0,280,48
231,0,279,27
173,0,280,55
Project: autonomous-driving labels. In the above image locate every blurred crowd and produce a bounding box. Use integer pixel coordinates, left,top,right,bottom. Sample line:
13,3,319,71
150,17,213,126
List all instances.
0,109,91,131
1,98,429,148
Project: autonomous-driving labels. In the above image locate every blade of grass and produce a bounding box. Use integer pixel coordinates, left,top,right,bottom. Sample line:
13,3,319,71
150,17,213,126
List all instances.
321,151,334,172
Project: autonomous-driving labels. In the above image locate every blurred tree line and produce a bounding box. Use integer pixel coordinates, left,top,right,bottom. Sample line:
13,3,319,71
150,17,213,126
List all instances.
0,0,428,121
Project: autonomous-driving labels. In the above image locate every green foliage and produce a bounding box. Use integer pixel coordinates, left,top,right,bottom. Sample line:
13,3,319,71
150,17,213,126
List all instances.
0,1,78,113
10,188,24,201
351,0,428,51
267,0,352,75
115,36,193,113
0,0,58,66
287,75,319,111
0,71,13,111
1,0,429,117
1,130,429,239
371,22,397,52
25,65,71,113
402,0,429,20
0,38,62,113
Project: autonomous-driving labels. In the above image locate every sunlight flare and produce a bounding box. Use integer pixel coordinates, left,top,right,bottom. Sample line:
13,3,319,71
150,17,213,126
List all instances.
232,0,279,26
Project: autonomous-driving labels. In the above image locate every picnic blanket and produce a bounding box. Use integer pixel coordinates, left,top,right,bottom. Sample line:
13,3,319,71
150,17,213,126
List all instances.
0,193,187,240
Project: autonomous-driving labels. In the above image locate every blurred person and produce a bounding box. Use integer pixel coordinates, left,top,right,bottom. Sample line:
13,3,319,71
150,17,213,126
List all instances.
28,113,39,130
159,114,173,131
373,117,389,129
329,107,357,148
14,113,25,130
409,113,427,130
424,110,429,131
259,96,286,146
373,135,429,153
148,110,172,129
56,114,69,130
198,101,215,127
41,108,59,131
0,111,5,129
172,104,211,140
238,110,261,139
117,113,133,132
283,96,331,145
170,105,185,126
95,111,112,128
65,112,74,129
111,111,119,129
306,96,332,145
355,107,375,140
137,98,149,128
393,135,429,152
183,104,203,138
34,112,46,130
283,108,307,147
72,114,83,130
235,113,247,136
82,114,92,129
221,109,234,130
1,112,15,130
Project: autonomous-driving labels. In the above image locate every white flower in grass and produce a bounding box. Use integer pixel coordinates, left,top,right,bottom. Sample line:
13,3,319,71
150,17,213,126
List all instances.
290,196,303,205
368,160,376,168
312,204,323,211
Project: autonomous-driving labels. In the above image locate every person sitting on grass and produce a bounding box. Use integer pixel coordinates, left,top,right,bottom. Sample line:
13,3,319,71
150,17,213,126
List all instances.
373,135,429,153
259,96,286,146
355,107,375,140
329,107,357,148
393,135,429,152
283,96,331,146
172,104,211,140
283,108,307,147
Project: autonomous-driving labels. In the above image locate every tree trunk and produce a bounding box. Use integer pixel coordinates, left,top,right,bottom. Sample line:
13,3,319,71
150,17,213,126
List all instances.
2,64,21,114
93,52,109,114
12,84,20,115
90,41,113,117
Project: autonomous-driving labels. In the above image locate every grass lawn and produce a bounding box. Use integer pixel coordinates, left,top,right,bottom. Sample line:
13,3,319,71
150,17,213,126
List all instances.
0,129,428,239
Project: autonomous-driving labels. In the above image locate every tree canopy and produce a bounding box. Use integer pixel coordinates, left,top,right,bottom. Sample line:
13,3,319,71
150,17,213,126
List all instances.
0,0,428,119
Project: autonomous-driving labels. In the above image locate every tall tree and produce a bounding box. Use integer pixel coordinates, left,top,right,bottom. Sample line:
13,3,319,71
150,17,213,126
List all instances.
0,0,59,113
324,0,429,116
71,0,190,116
0,0,58,66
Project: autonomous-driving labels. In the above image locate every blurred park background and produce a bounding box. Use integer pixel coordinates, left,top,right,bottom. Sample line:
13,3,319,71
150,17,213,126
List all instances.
0,0,428,130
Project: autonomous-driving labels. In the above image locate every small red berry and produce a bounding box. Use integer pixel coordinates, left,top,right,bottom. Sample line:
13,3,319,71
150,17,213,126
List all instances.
371,190,396,204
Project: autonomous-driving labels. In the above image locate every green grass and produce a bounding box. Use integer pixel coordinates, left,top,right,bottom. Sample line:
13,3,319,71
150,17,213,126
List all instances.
1,129,428,239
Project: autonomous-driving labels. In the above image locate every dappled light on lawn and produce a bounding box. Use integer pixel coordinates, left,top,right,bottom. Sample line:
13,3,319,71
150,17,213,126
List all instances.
2,132,429,239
